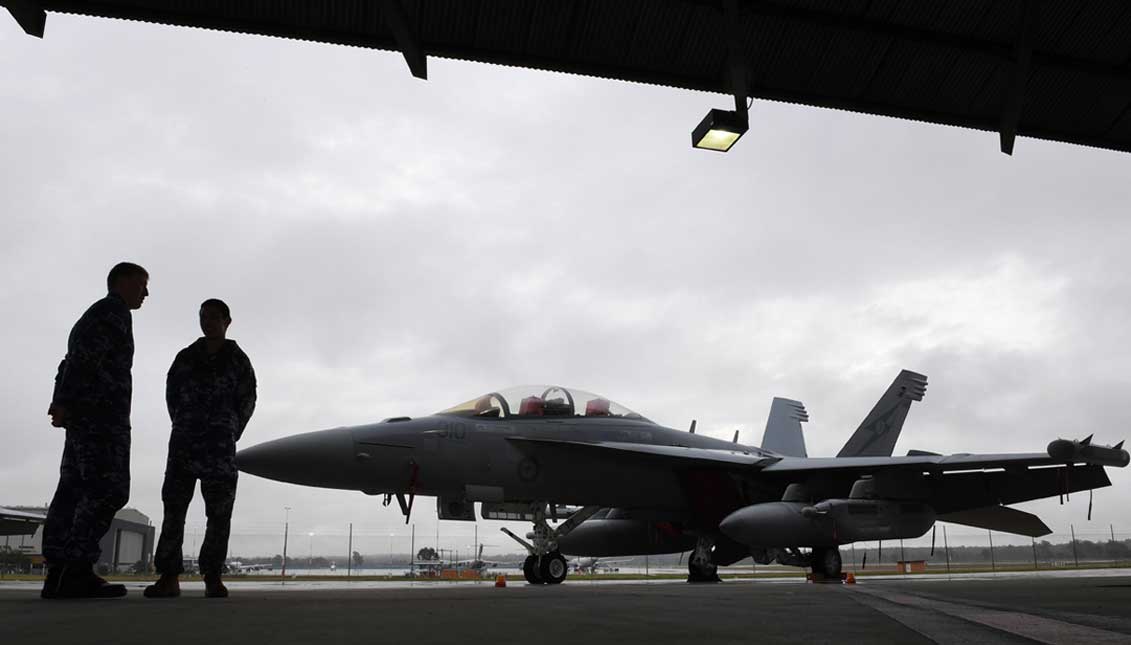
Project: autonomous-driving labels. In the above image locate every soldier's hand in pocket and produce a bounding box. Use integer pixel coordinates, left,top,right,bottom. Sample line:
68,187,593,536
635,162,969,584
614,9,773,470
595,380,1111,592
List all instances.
48,403,67,428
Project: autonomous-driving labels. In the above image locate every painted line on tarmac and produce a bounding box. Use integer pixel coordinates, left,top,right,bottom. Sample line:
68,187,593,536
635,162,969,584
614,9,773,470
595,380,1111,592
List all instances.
850,586,1129,645
847,587,1028,644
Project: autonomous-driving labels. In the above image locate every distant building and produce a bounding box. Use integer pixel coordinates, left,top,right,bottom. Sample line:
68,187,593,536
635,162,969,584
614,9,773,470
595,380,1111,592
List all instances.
0,505,155,573
896,560,928,574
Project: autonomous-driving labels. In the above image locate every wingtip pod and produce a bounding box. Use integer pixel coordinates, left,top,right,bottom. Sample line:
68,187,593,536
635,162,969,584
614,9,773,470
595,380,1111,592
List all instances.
1047,438,1130,468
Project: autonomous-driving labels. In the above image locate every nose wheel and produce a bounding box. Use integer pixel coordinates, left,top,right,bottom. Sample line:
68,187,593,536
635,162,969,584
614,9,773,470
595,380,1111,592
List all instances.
523,552,567,585
503,503,601,586
540,552,568,584
522,556,543,584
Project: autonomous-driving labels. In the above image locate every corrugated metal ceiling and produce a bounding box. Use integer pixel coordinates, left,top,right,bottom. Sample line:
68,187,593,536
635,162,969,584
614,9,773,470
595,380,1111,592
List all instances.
8,0,1131,153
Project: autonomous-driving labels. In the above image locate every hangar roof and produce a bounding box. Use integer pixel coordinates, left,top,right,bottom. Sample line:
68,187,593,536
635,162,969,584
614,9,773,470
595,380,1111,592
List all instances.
0,506,45,536
10,0,1131,153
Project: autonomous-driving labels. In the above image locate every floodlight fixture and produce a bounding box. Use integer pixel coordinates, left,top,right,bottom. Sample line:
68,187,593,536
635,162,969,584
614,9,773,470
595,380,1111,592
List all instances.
692,0,750,153
692,108,749,152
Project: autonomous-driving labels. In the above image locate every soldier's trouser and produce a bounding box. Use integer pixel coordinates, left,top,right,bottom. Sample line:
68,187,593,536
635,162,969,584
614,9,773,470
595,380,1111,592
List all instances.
154,460,237,576
43,425,131,565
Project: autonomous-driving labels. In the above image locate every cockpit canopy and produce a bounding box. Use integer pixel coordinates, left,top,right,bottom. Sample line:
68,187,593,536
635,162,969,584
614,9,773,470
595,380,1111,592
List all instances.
439,385,649,422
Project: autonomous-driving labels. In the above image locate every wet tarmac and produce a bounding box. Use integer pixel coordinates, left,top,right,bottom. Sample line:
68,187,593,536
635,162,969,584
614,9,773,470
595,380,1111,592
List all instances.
2,570,1129,644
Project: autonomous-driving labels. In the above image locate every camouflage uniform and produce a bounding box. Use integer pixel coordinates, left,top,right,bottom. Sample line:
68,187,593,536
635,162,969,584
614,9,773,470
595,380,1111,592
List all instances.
44,293,134,565
154,338,256,576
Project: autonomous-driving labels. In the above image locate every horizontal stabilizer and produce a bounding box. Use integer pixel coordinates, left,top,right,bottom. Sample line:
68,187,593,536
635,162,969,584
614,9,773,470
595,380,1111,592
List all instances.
938,505,1051,537
761,398,809,457
837,369,927,458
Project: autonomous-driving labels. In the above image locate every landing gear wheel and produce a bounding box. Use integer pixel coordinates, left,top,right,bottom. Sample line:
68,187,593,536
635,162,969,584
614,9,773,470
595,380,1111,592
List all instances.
538,552,568,585
811,547,842,580
687,559,721,583
523,555,543,584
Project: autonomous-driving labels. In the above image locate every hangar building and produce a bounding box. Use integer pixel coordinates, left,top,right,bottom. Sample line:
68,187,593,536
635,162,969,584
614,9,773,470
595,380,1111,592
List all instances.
0,505,155,573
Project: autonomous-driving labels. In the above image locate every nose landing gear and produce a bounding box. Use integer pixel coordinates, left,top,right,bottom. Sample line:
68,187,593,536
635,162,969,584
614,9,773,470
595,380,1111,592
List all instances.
502,503,600,585
522,555,543,584
522,552,568,584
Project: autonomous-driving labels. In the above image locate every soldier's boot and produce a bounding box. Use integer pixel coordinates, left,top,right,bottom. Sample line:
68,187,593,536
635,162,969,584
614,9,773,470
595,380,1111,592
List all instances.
40,565,63,599
203,573,228,599
143,574,181,599
54,562,128,599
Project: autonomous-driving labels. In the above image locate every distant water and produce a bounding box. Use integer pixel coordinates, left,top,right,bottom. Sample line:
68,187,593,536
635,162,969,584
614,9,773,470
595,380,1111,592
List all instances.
241,566,745,577
241,566,519,577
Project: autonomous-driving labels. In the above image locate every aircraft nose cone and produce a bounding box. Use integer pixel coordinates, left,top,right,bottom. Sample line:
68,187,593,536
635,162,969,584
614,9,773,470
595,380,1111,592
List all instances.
237,427,360,490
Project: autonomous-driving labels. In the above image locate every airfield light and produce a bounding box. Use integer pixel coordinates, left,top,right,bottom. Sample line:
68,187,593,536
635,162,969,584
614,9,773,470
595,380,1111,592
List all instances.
692,108,748,152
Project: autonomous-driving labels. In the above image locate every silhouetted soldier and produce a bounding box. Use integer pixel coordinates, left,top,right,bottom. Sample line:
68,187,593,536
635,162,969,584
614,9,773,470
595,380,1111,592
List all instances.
43,262,149,599
146,299,256,599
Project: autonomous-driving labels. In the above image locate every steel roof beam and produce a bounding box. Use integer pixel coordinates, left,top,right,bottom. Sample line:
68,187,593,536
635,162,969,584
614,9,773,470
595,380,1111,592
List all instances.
3,0,46,37
383,0,426,80
1000,0,1038,155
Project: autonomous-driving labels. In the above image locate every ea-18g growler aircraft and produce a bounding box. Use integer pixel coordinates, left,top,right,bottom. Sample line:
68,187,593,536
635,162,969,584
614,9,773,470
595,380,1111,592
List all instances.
236,372,1129,584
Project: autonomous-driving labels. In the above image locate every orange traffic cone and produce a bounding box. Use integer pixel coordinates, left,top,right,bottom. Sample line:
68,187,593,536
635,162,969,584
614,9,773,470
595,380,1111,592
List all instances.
845,572,856,584
494,575,506,588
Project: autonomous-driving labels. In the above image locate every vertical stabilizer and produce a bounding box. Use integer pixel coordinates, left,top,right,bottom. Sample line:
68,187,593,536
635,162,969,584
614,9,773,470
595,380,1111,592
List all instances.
837,370,927,457
761,398,809,457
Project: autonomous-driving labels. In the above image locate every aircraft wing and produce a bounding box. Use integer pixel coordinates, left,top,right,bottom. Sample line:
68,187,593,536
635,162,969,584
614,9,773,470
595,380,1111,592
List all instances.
508,436,1097,474
759,452,1061,474
937,505,1053,537
505,435,1123,519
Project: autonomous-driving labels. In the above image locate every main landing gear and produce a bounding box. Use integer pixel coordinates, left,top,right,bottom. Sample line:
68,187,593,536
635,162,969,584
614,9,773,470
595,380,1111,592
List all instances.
687,535,721,583
810,546,842,581
502,503,600,585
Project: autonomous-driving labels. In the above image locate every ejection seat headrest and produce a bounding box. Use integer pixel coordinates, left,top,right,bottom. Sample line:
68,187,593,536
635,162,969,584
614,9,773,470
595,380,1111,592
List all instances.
586,398,611,416
519,396,545,416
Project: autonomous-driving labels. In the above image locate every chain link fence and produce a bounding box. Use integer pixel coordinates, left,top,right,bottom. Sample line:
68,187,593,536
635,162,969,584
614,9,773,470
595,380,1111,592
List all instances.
180,521,1131,577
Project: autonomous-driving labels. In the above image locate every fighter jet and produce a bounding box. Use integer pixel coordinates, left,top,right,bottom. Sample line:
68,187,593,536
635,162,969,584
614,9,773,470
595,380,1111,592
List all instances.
552,373,923,573
570,556,630,575
452,544,509,573
237,376,1129,584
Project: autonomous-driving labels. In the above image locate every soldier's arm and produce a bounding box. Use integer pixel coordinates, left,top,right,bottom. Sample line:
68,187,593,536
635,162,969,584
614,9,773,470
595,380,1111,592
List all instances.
48,359,69,427
166,349,189,422
52,305,123,410
236,354,257,442
165,357,176,421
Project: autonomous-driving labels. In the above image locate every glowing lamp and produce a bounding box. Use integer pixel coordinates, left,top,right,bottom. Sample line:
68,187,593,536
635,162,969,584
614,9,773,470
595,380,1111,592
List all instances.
692,108,748,152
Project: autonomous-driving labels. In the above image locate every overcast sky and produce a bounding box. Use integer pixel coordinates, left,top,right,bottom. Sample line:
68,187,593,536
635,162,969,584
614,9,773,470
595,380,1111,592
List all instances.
3,14,1130,561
